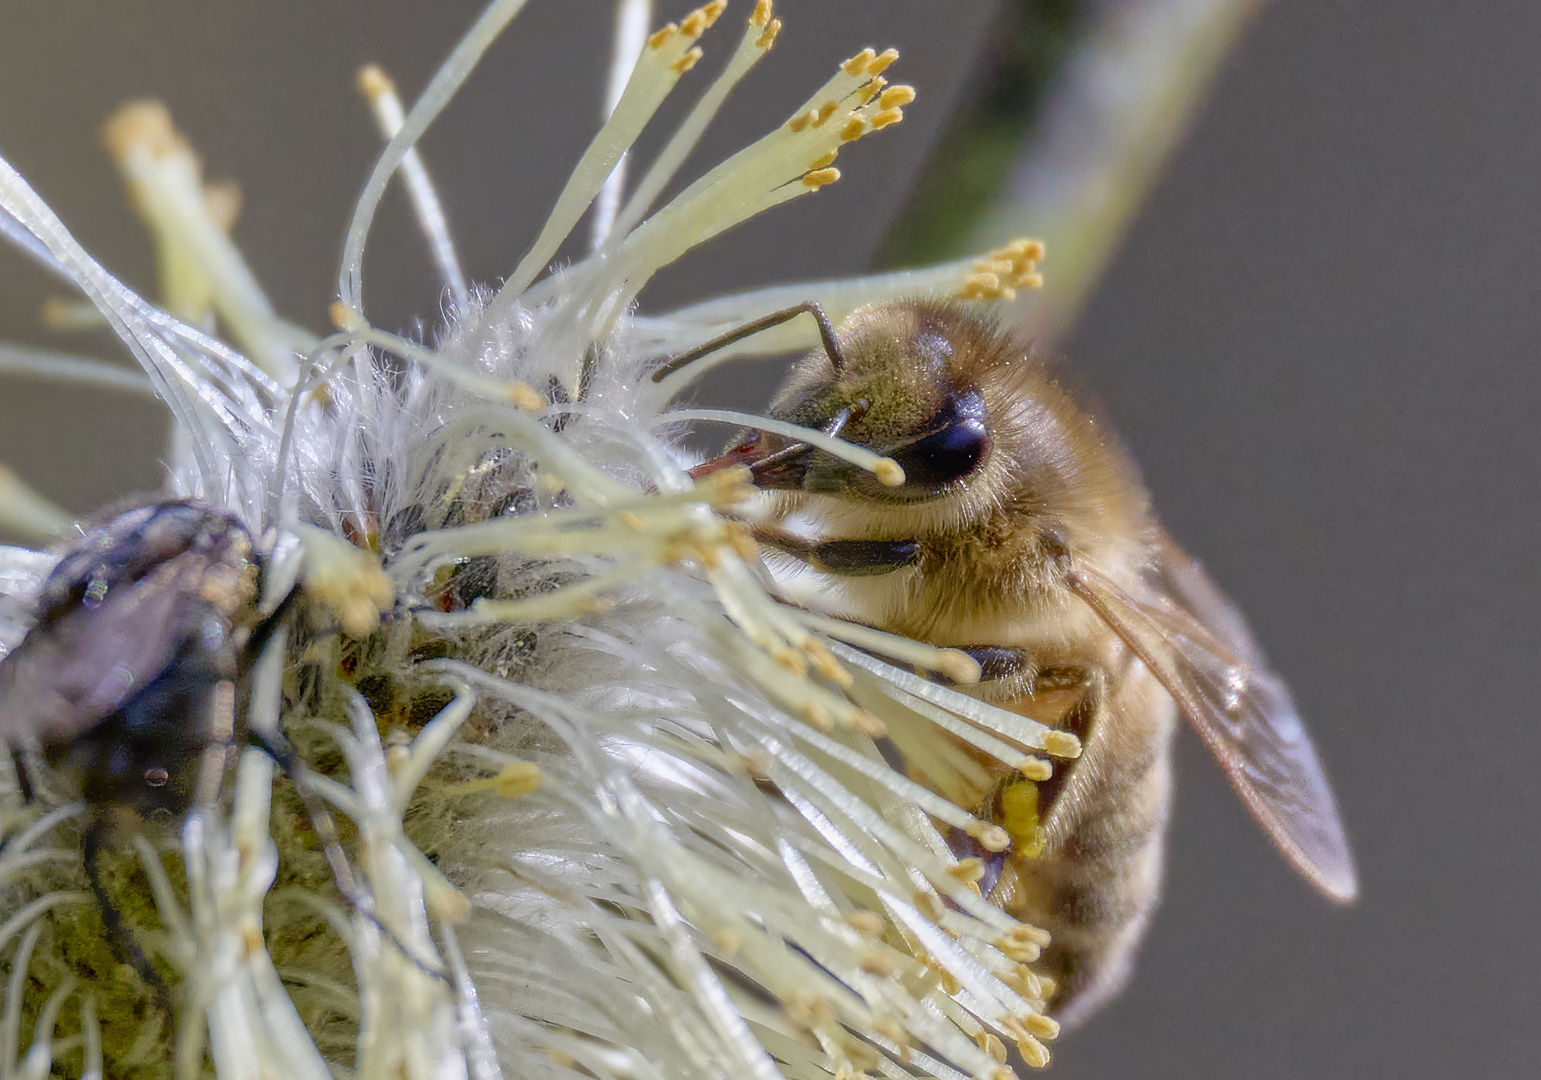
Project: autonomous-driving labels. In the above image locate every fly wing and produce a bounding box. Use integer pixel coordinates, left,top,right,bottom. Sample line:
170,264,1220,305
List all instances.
1066,536,1358,902
0,553,212,744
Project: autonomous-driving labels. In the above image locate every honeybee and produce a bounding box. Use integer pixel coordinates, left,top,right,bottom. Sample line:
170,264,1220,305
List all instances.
673,299,1357,1024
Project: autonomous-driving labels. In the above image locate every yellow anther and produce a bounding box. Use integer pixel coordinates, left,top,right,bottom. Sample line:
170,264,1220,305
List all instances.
938,969,962,995
979,1033,1008,1064
843,910,885,937
356,63,395,101
789,110,815,133
1006,237,1046,261
879,84,916,109
801,699,833,730
858,951,898,977
328,300,369,333
842,48,877,76
870,108,905,130
741,750,772,780
1021,1013,1060,1040
756,17,781,49
772,644,809,676
803,167,841,189
814,100,840,126
858,76,887,106
713,929,742,956
809,149,839,170
1036,974,1058,1000
648,23,678,49
617,510,647,531
1042,730,1081,758
872,1017,909,1046
989,1068,1014,1080
948,858,986,884
241,921,265,958
671,47,704,74
508,380,548,410
427,878,472,924
937,649,980,684
967,820,1011,853
996,933,1040,963
850,710,887,738
1019,756,1053,782
751,0,774,28
494,761,542,799
1015,1036,1049,1069
872,457,905,486
385,743,411,774
868,48,899,75
912,890,943,922
102,99,185,161
680,8,707,36
839,117,867,142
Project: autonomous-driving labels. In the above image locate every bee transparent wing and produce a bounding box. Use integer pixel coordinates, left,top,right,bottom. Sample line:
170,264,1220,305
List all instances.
1066,536,1358,902
0,555,206,744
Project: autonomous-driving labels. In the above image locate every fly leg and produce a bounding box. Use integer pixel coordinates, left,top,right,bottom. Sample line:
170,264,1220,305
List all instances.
81,808,173,1014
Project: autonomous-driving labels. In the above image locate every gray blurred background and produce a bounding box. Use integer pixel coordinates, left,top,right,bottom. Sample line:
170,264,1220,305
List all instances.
0,1,1537,1077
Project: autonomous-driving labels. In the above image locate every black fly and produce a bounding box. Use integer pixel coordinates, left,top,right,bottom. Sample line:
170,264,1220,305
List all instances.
0,499,274,993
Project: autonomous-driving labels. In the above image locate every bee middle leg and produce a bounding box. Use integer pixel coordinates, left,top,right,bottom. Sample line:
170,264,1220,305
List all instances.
752,526,920,576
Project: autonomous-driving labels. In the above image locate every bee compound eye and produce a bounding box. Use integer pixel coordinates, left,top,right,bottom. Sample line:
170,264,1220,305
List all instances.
888,389,990,492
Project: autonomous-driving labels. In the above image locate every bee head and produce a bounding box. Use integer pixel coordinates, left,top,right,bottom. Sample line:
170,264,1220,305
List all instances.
750,300,1001,503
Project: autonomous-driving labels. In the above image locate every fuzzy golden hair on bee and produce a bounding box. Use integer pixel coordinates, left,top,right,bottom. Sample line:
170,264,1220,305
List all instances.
748,298,1154,642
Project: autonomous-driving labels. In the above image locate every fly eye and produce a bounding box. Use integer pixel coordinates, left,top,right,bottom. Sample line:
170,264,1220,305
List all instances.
886,390,989,491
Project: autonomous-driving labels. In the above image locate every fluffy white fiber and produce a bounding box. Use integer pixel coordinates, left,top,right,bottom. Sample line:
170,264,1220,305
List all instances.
0,3,1070,1078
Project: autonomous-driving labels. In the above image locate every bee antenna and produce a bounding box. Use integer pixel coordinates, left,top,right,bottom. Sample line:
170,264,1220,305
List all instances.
651,300,848,385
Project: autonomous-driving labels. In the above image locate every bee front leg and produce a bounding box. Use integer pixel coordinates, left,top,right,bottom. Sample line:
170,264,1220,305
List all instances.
752,526,920,576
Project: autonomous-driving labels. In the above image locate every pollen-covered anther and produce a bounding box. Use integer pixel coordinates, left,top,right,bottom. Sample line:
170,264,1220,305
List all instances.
712,929,742,956
755,14,782,49
1019,756,1053,781
850,710,886,737
494,761,542,799
995,934,1040,964
879,84,917,109
966,819,1012,852
948,857,986,884
1042,730,1082,758
617,510,647,532
870,107,905,131
843,910,885,937
869,48,899,75
800,699,834,730
671,47,704,74
978,1032,1009,1064
679,0,727,38
857,77,887,106
772,644,809,676
1020,1013,1060,1041
648,23,679,49
809,150,839,170
784,994,838,1030
355,62,395,102
839,117,867,142
102,99,189,162
328,300,369,333
1014,1035,1050,1069
1005,922,1052,947
871,1016,909,1047
426,877,472,924
937,648,981,684
872,457,905,486
912,890,943,922
858,950,898,977
751,0,774,28
577,594,616,615
299,528,395,637
803,167,841,190
507,380,548,411
841,48,876,76
803,639,853,687
740,750,772,780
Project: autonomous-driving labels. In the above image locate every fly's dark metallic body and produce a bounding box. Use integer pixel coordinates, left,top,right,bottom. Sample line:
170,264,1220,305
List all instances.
0,499,267,990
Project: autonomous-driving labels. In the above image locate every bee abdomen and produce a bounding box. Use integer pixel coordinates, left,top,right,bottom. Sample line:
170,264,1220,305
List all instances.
994,663,1178,1025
